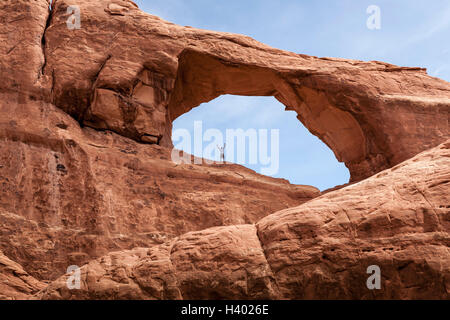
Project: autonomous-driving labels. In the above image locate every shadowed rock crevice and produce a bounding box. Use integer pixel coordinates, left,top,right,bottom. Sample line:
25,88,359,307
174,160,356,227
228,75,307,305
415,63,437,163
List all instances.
38,2,52,80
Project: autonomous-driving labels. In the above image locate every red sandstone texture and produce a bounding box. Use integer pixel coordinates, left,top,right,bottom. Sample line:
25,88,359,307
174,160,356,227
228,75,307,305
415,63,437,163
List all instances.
0,0,449,300
0,250,46,300
34,141,450,300
0,93,318,282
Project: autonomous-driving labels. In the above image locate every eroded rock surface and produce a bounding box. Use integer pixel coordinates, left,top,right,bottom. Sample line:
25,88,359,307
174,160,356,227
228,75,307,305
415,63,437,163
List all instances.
33,0,449,182
0,250,46,300
0,0,50,96
0,91,318,282
2,1,448,182
35,142,450,300
0,0,449,300
256,141,450,299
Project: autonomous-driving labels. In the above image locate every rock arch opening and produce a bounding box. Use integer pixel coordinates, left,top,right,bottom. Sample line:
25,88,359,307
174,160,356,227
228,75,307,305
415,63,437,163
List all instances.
167,49,370,182
172,94,350,190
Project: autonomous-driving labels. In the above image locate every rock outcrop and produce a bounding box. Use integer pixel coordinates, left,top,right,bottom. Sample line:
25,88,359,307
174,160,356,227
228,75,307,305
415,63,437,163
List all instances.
0,250,46,300
35,141,450,300
0,91,318,281
38,0,450,182
0,0,50,97
0,0,449,300
2,0,449,182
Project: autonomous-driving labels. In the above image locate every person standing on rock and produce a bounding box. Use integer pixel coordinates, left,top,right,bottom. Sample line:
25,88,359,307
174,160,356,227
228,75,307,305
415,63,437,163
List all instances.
217,143,226,163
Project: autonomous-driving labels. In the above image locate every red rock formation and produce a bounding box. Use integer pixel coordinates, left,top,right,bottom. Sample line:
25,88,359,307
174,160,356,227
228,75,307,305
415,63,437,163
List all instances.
35,0,449,182
0,250,45,300
35,141,450,300
0,92,318,281
0,0,50,97
4,1,448,182
0,0,449,300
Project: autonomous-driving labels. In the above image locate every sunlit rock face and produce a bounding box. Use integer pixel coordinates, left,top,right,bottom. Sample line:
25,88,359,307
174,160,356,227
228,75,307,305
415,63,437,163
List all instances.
0,91,319,281
36,0,449,182
35,141,450,300
0,0,449,300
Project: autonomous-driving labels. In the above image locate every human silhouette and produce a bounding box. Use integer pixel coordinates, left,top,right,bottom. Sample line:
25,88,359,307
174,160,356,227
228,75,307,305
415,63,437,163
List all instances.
217,143,226,163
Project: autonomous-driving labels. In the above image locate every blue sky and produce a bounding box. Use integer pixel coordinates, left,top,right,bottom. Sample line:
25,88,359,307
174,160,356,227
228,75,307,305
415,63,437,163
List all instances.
135,0,450,190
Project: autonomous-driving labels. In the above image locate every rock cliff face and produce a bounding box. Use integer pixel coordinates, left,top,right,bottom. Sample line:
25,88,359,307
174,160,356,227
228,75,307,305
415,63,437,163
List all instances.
4,0,449,182
0,92,318,281
34,141,450,300
0,0,449,300
0,250,46,300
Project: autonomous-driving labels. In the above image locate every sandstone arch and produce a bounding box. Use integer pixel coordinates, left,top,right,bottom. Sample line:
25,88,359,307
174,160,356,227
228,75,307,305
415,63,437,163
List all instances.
1,0,449,300
167,49,367,182
166,48,449,182
17,0,446,183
